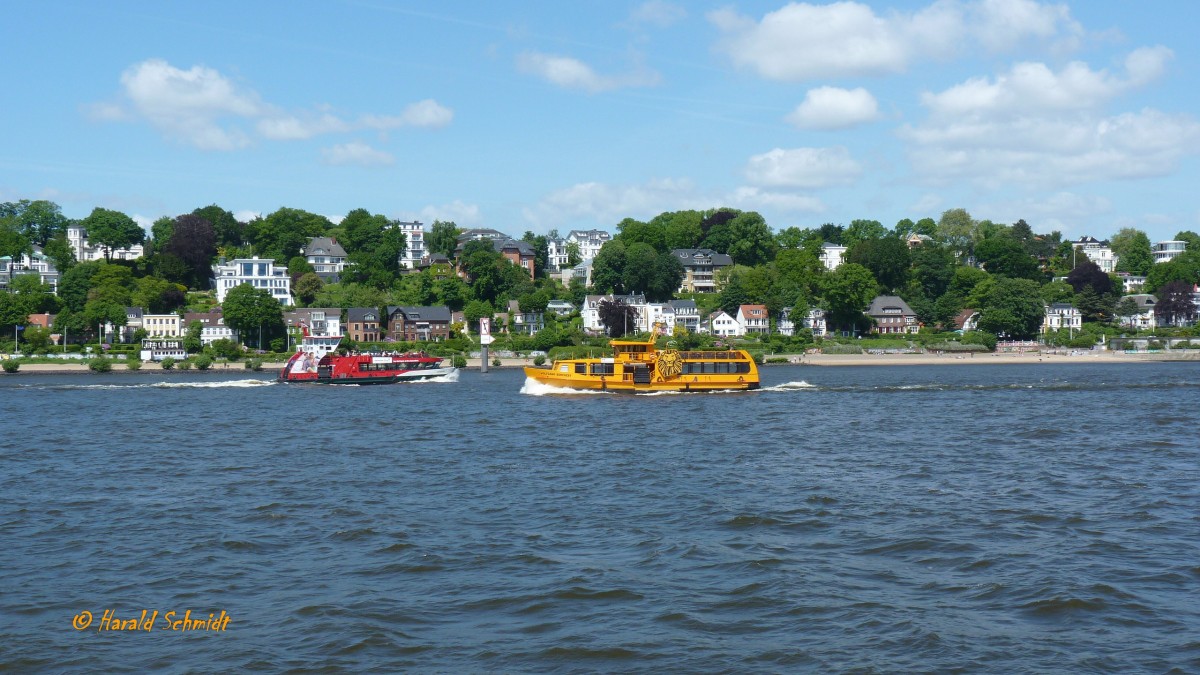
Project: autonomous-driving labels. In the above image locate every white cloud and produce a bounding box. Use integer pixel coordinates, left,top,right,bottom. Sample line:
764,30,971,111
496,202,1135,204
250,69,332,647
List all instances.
321,142,395,167
920,47,1173,119
729,187,825,213
516,51,660,93
708,0,1083,81
116,58,263,150
744,147,862,189
903,49,1199,188
406,200,483,227
977,191,1112,236
786,87,880,130
94,58,453,149
234,210,262,223
362,99,455,129
523,178,700,228
628,1,687,27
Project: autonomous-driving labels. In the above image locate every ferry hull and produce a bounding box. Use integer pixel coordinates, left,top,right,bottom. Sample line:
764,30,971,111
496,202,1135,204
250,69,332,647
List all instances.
523,367,758,392
281,366,457,384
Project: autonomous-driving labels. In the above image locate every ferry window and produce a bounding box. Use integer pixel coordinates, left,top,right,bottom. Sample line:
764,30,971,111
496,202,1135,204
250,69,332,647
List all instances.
591,363,614,376
575,363,587,374
702,362,714,374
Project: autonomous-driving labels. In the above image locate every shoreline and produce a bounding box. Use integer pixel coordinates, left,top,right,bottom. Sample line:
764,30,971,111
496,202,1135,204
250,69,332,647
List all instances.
5,350,1195,374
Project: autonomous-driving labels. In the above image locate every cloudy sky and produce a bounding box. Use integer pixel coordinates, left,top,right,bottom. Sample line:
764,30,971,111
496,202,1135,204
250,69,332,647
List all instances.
2,1,1197,242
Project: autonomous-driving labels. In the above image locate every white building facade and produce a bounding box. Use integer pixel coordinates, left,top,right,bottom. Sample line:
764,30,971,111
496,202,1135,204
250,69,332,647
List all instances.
396,221,426,270
213,257,293,306
67,224,144,262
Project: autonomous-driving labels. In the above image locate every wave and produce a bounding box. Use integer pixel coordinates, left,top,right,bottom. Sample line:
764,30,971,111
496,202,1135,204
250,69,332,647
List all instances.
519,377,609,396
24,378,275,391
761,380,816,392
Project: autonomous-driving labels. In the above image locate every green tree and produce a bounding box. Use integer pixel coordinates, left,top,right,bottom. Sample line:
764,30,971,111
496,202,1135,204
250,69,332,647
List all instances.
81,207,144,261
820,262,878,327
1154,280,1198,327
184,321,203,353
42,231,76,273
615,217,666,252
653,210,705,250
724,211,778,266
936,208,975,255
845,237,910,291
221,284,284,348
1110,228,1154,276
1,199,70,246
10,273,60,314
294,272,324,307
339,209,406,287
0,214,32,262
193,204,244,251
426,220,460,258
973,237,1041,280
463,299,493,333
974,277,1045,338
843,219,887,248
132,276,185,314
151,216,175,248
252,207,331,261
591,240,627,294
622,242,659,295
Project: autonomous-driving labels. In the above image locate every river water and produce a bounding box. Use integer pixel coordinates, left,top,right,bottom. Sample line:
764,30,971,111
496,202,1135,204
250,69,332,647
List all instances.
2,363,1198,672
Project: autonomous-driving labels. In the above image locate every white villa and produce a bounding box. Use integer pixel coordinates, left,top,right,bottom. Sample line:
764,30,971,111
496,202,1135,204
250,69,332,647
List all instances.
708,310,743,337
395,221,426,270
213,257,293,306
819,243,847,271
1152,240,1186,264
67,223,144,262
1043,303,1082,333
1072,236,1118,273
304,237,347,283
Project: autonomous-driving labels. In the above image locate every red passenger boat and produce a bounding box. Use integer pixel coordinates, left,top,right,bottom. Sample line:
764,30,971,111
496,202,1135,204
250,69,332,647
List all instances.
279,336,456,384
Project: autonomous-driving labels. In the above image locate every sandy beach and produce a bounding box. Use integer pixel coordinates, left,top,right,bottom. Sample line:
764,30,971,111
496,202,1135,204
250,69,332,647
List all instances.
5,350,1195,374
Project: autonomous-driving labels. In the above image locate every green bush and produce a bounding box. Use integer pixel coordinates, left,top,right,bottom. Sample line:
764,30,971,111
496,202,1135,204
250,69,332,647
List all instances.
88,357,112,373
161,357,176,370
178,360,193,370
533,354,546,366
245,357,264,371
194,354,213,370
821,343,864,355
2,359,20,373
126,358,142,371
452,354,467,368
492,357,502,367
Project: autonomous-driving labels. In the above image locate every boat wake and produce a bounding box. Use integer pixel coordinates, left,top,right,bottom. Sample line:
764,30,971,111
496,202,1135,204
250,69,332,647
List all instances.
410,369,460,384
761,380,817,392
520,377,608,396
25,379,276,391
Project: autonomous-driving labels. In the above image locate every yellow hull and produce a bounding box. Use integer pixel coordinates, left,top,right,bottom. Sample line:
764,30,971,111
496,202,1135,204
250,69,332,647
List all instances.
523,366,759,392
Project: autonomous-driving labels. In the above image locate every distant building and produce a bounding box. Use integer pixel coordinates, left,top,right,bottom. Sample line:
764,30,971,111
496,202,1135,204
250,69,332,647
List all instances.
669,299,700,333
142,312,184,338
566,229,610,263
303,237,347,283
385,305,453,342
1118,295,1157,331
546,299,575,316
213,257,293,306
736,304,769,335
67,223,144,262
283,307,342,341
1043,303,1082,333
582,294,646,334
0,246,59,294
184,311,238,345
777,307,827,337
866,295,919,334
1152,240,1186,264
672,248,733,293
504,300,544,336
455,230,536,279
1072,236,1118,273
708,310,742,337
395,221,426,270
346,307,382,342
819,243,847,271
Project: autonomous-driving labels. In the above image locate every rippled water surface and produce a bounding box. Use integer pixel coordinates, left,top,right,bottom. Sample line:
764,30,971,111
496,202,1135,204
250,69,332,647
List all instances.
3,363,1199,672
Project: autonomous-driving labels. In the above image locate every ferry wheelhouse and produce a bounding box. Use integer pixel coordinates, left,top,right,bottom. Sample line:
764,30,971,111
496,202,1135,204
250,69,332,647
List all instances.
280,335,455,384
524,335,759,392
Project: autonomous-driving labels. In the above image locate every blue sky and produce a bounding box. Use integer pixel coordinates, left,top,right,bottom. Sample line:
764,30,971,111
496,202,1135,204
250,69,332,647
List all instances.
2,1,1198,243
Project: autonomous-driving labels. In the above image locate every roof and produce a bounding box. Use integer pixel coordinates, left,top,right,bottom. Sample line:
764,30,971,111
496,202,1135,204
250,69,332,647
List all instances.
738,304,768,318
866,295,916,316
304,237,346,257
391,305,452,322
496,238,535,256
668,299,697,310
1125,294,1157,309
457,228,511,242
671,248,733,266
347,307,381,322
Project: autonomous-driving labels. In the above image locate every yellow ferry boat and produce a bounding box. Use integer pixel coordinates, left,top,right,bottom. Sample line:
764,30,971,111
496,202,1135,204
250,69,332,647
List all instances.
523,335,760,392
